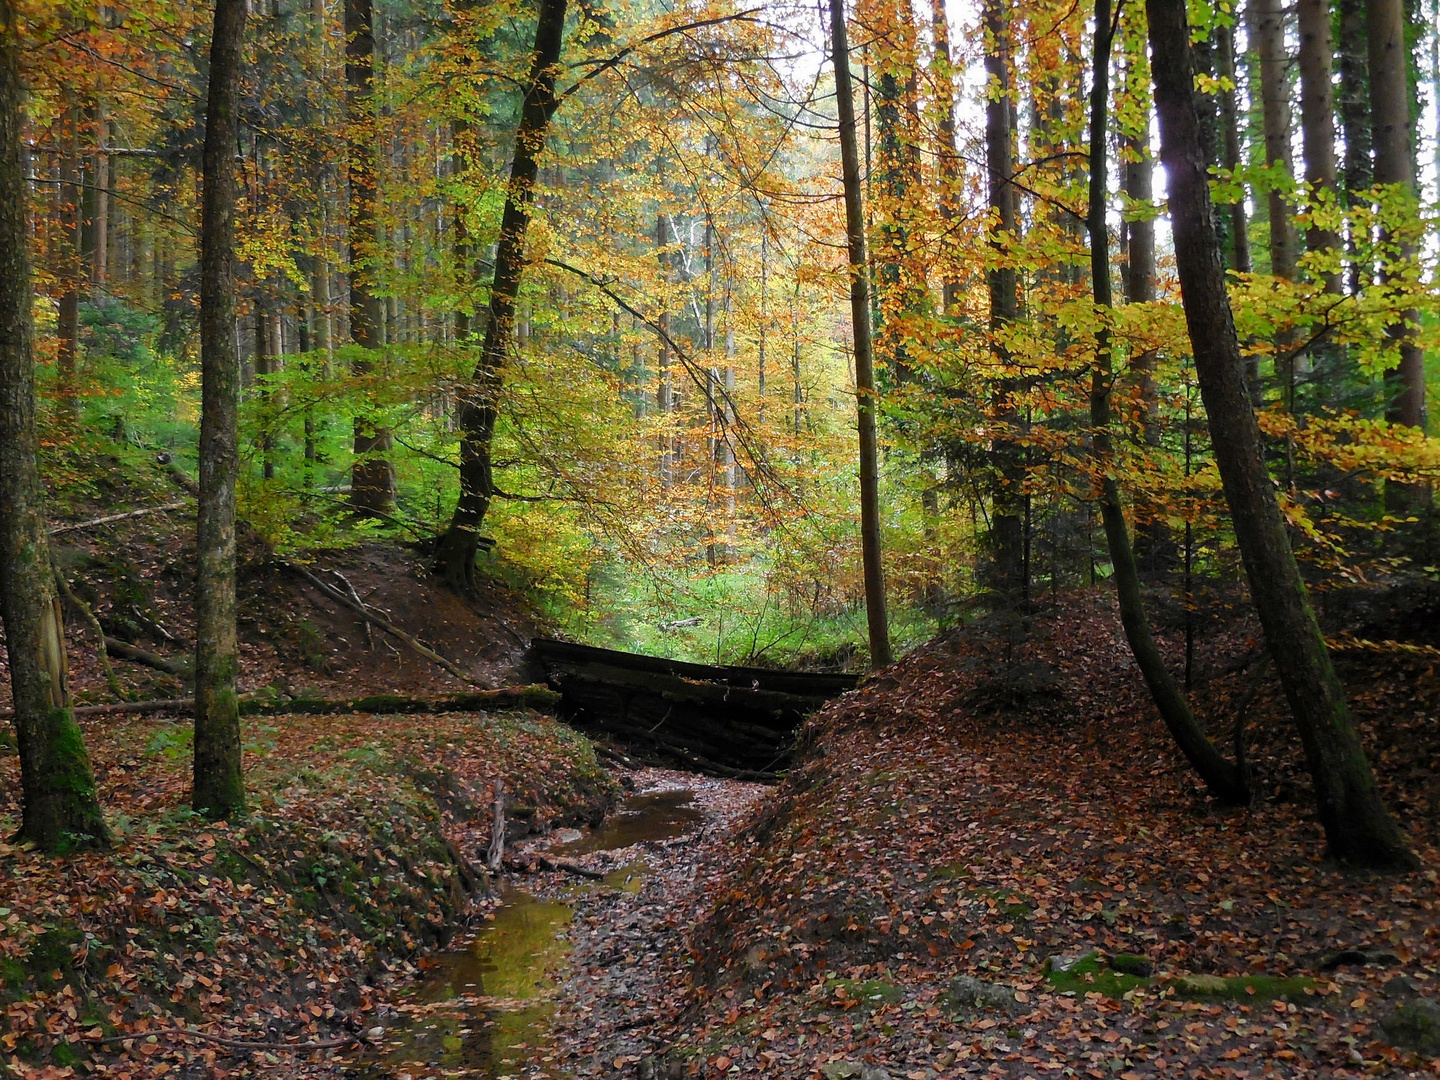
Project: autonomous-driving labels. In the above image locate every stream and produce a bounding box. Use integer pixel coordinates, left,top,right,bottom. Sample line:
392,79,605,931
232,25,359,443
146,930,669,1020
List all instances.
356,778,755,1080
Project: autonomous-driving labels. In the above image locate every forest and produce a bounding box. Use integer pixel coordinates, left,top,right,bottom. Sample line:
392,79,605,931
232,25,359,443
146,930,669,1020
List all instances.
1,0,1439,1074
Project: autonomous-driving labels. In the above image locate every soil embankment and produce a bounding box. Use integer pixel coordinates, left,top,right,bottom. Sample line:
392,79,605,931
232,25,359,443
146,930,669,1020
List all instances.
646,592,1440,1079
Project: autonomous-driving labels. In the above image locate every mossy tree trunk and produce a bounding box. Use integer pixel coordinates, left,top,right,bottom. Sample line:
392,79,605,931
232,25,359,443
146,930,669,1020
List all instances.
193,0,248,820
1147,0,1419,870
0,5,110,851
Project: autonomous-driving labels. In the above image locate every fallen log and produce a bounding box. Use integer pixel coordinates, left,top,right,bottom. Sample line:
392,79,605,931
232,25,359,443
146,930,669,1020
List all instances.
0,685,559,721
104,637,191,679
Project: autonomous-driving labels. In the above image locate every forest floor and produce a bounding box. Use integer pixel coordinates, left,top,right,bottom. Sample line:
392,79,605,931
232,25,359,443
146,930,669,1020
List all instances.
632,589,1440,1080
1,447,545,709
4,455,1440,1078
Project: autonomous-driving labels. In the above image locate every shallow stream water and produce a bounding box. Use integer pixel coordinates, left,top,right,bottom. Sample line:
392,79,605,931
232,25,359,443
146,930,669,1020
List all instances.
365,787,701,1080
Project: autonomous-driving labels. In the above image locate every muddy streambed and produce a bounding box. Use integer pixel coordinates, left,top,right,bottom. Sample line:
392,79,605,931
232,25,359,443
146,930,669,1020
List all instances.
355,775,763,1080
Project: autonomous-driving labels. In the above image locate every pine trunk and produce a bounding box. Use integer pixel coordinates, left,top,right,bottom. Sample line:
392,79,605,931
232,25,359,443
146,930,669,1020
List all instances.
1147,0,1418,870
192,0,249,821
1367,0,1427,430
0,9,110,850
1338,0,1371,295
1297,0,1341,287
829,0,892,670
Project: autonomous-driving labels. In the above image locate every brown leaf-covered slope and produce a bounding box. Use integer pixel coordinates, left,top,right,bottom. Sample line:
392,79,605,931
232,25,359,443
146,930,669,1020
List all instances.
0,707,618,1077
658,589,1439,1079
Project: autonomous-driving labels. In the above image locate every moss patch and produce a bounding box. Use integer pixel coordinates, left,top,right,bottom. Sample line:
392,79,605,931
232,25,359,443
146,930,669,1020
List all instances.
1044,953,1151,998
1168,973,1315,1002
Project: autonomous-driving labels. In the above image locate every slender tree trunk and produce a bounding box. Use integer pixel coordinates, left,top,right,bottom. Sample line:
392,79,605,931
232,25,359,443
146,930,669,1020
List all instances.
1250,0,1298,282
984,0,1025,598
91,103,108,291
1213,24,1259,402
435,0,568,591
0,9,109,850
192,0,249,821
930,0,961,315
1089,0,1248,803
656,210,674,487
829,0,892,670
1122,68,1157,439
1297,0,1341,288
345,0,395,517
1367,0,1427,430
1249,0,1302,409
1147,0,1418,870
1338,0,1371,294
56,102,80,423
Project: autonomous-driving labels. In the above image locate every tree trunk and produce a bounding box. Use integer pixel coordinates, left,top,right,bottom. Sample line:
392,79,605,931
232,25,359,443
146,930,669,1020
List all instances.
434,0,568,592
1338,0,1371,294
1088,0,1249,804
193,0,249,821
345,0,396,518
1297,0,1341,288
0,8,110,850
930,0,961,315
56,102,80,423
1213,23,1259,402
984,0,1025,598
1367,0,1426,430
829,0,892,670
655,209,675,486
1147,0,1418,870
1250,0,1298,283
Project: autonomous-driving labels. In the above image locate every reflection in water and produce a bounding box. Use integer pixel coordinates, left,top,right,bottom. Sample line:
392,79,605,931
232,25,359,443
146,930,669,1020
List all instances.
368,789,698,1079
557,788,701,854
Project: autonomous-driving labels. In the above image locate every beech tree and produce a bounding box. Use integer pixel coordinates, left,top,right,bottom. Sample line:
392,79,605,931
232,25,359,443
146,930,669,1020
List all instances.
1146,0,1418,871
0,0,109,851
436,0,569,591
193,0,249,820
1086,0,1248,805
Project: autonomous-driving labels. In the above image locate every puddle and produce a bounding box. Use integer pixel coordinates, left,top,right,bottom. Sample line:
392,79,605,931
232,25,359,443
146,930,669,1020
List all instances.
365,789,698,1078
556,788,702,854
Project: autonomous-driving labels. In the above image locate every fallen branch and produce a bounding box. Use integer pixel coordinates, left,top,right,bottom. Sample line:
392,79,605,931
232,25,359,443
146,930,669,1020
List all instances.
284,562,486,688
538,855,605,880
50,501,188,535
87,1025,359,1052
331,570,374,650
54,571,123,699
